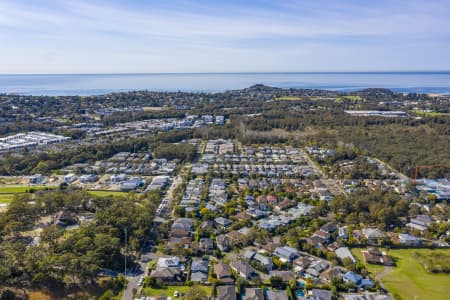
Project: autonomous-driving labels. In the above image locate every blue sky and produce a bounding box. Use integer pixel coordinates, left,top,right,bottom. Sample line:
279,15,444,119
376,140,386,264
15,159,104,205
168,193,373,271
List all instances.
0,0,449,73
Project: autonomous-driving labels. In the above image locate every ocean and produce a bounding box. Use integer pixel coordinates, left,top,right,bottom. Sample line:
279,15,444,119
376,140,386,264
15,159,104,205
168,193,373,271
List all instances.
0,72,450,96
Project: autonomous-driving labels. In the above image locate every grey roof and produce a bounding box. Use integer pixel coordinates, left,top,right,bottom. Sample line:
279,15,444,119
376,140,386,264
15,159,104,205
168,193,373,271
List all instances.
190,270,208,282
191,260,209,273
266,290,289,300
243,250,256,260
310,289,332,300
230,260,256,277
254,253,272,266
217,285,237,300
215,217,233,227
335,247,356,263
243,288,264,300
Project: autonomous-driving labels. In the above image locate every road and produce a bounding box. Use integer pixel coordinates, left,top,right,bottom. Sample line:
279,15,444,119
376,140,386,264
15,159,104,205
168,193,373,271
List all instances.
375,266,393,295
122,171,185,300
373,157,409,181
303,150,327,179
121,259,146,300
303,150,347,195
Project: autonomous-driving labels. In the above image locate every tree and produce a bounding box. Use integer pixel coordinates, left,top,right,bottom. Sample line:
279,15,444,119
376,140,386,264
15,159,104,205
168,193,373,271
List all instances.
185,285,208,300
269,276,284,288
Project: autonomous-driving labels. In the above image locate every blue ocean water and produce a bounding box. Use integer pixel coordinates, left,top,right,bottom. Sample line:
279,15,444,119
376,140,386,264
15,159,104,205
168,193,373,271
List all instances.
0,72,450,96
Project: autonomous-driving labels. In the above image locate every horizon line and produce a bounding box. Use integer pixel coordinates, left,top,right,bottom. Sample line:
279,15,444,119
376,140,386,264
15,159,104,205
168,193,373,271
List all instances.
1,70,450,76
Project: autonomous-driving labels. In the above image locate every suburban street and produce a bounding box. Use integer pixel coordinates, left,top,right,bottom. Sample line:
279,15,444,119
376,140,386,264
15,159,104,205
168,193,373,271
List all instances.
122,172,185,300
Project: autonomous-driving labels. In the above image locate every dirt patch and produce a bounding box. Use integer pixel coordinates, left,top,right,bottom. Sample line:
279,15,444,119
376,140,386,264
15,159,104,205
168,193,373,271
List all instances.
142,106,167,111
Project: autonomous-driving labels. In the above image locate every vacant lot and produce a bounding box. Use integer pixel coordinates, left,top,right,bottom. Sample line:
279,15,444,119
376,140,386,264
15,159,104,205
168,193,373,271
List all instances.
88,190,128,197
336,95,362,102
354,248,450,300
0,185,54,204
141,285,212,297
0,193,15,204
275,96,303,101
0,185,50,193
412,251,450,273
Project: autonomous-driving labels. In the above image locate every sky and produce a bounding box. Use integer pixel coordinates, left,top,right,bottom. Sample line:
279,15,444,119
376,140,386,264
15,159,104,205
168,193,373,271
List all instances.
0,0,449,74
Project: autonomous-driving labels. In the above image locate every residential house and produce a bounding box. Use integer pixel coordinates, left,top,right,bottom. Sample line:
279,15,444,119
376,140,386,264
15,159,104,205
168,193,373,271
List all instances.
243,250,256,260
362,247,393,266
398,233,422,246
320,223,337,233
406,214,433,232
338,226,348,240
273,246,299,262
79,174,98,183
327,242,340,252
293,256,314,273
362,228,384,244
168,236,192,250
243,288,264,300
266,290,289,300
319,266,346,283
305,236,326,249
199,238,214,254
171,218,194,231
52,210,77,227
230,260,257,280
304,260,330,279
157,257,184,269
343,271,374,288
269,271,296,282
307,289,332,300
335,247,356,263
261,242,279,254
149,267,182,282
213,262,234,283
254,253,273,271
217,285,237,300
313,230,331,243
215,217,233,230
274,198,295,212
342,292,392,300
190,260,209,283
216,234,230,252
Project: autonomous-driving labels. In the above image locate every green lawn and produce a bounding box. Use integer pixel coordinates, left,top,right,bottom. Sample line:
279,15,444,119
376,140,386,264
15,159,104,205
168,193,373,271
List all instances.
0,185,55,204
354,248,450,300
141,285,212,297
88,190,128,197
336,95,362,102
412,110,450,117
275,96,303,101
0,185,50,193
0,194,15,204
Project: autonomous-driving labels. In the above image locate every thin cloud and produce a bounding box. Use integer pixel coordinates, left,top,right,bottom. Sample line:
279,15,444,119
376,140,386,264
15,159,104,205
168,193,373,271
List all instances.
0,0,449,73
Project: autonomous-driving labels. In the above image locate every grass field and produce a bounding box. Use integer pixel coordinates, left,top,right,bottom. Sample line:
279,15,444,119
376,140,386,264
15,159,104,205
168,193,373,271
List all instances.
412,110,450,117
275,96,303,101
0,185,50,193
87,190,128,197
0,185,54,204
353,248,450,300
336,95,362,102
0,194,15,204
141,285,212,297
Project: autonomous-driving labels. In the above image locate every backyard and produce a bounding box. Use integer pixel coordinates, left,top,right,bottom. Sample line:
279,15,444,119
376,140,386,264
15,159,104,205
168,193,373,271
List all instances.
141,285,212,298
